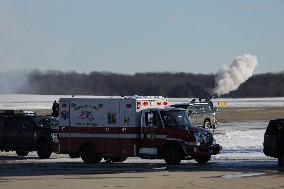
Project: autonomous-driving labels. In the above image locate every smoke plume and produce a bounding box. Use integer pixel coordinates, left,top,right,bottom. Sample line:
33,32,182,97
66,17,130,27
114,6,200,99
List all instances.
213,54,258,96
0,70,30,94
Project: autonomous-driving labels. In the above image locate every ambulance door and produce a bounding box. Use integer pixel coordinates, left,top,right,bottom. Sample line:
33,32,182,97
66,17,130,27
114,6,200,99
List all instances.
59,100,71,153
140,110,162,157
104,100,120,155
118,100,135,156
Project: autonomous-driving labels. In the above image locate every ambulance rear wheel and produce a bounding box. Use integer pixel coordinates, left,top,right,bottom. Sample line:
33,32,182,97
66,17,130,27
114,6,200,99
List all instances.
80,144,101,164
163,145,182,165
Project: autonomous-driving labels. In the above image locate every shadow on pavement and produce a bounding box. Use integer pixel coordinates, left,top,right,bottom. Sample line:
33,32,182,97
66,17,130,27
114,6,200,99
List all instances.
0,158,283,177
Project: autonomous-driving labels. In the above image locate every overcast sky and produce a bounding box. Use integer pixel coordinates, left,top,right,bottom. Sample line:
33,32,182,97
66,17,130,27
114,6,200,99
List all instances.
0,0,283,74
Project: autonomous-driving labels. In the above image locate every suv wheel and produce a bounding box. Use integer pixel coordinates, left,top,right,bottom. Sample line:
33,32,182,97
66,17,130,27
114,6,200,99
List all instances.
16,151,29,157
69,152,80,158
163,145,182,165
278,155,284,167
203,120,211,129
109,157,127,162
37,140,52,159
80,144,102,164
195,155,211,164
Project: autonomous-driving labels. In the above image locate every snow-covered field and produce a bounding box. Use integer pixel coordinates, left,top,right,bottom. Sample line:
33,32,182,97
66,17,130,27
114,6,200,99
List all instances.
214,121,270,160
1,94,284,110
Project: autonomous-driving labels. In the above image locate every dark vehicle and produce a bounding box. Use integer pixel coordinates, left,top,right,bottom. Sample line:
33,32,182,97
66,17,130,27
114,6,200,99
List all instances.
0,110,59,158
171,100,218,129
263,119,284,166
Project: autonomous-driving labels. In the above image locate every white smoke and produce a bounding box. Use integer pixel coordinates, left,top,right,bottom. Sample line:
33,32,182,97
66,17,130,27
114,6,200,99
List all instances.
213,54,258,96
0,70,30,94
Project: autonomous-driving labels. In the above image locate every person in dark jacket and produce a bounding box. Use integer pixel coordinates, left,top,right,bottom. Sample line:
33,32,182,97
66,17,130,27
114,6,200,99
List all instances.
51,100,59,117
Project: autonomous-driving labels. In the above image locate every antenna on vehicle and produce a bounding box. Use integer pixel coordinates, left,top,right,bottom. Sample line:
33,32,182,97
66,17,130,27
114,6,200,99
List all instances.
205,95,215,102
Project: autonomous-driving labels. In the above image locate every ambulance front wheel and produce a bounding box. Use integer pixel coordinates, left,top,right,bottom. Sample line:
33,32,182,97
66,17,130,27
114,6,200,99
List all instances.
195,155,211,164
163,144,182,165
80,144,102,164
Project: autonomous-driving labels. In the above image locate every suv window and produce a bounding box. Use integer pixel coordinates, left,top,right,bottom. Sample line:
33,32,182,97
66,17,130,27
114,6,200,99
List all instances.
22,121,33,129
38,117,58,128
6,117,22,129
172,104,189,110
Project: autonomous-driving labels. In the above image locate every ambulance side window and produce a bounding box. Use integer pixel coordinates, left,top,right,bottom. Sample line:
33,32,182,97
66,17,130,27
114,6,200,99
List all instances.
145,112,154,127
107,113,117,124
145,111,161,128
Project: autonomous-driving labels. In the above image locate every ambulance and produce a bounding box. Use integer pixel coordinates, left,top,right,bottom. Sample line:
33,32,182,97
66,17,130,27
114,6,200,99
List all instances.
58,96,221,165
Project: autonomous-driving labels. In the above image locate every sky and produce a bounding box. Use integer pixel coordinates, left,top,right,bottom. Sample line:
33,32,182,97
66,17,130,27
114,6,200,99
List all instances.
0,0,283,74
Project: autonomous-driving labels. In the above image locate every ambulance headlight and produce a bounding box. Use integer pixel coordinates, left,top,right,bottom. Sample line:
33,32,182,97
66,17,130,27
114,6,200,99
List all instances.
194,132,202,146
194,132,209,146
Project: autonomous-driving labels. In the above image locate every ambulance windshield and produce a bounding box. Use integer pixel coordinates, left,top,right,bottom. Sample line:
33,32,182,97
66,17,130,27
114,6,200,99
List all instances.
161,110,191,127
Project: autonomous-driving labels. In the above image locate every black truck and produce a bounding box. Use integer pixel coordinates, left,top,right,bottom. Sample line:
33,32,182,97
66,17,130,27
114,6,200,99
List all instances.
0,110,59,158
263,119,284,167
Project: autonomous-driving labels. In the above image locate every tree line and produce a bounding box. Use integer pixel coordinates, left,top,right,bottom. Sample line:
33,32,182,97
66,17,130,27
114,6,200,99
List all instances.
17,70,284,98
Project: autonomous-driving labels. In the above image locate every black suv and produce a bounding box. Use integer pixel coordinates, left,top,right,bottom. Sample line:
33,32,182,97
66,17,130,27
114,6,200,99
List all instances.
263,119,284,166
0,110,59,158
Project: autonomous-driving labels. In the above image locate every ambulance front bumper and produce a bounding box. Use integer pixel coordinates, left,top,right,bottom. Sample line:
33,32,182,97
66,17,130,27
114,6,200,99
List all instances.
183,144,222,157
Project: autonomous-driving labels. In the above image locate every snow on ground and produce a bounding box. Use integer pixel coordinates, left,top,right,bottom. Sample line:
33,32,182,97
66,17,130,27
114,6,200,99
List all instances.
213,121,272,160
1,94,284,110
214,129,266,160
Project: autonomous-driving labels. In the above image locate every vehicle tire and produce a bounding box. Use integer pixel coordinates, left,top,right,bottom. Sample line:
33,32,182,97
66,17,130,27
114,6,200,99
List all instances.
163,145,182,165
110,157,127,162
80,144,102,164
195,155,211,164
16,151,29,157
278,155,284,167
203,120,211,129
37,140,52,159
69,152,80,158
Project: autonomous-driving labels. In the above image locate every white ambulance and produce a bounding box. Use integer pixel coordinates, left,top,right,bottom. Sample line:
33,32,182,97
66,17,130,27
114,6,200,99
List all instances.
58,96,221,165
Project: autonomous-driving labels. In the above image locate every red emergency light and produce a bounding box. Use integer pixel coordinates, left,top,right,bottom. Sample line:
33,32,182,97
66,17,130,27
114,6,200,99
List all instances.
157,102,162,105
163,101,168,106
143,101,149,106
137,101,141,109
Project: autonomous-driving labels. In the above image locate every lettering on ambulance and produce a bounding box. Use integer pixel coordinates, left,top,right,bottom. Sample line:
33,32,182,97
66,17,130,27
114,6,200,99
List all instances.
71,103,98,127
